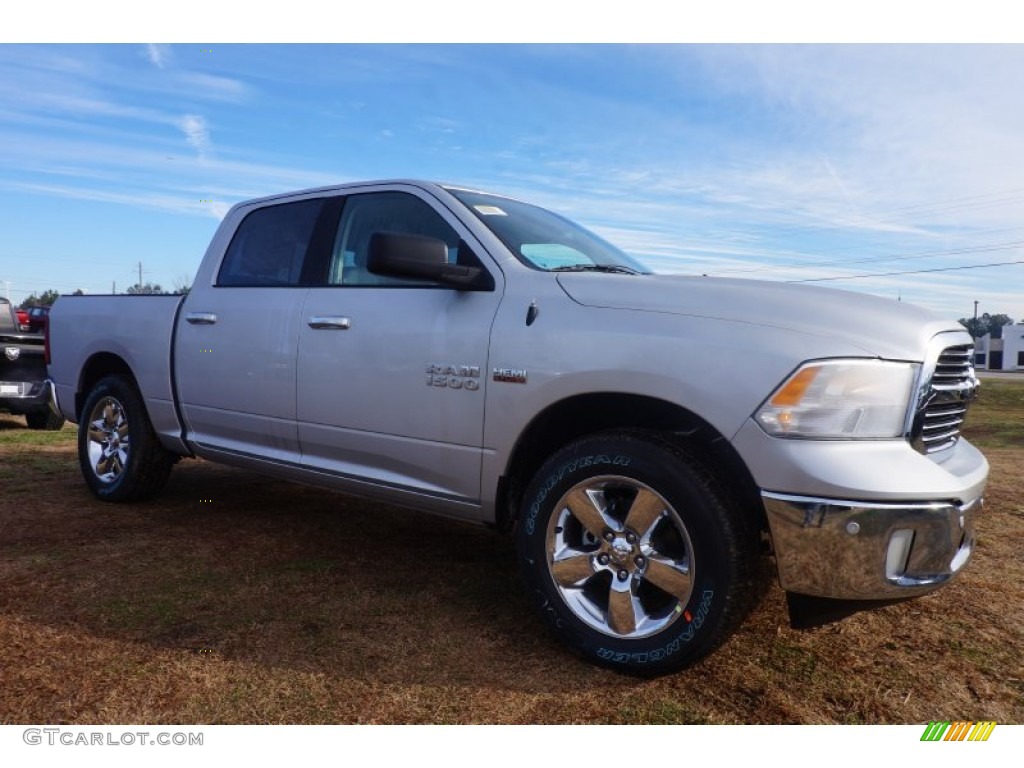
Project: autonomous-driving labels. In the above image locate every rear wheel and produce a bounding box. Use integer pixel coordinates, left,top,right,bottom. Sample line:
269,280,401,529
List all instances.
517,432,764,675
78,375,175,502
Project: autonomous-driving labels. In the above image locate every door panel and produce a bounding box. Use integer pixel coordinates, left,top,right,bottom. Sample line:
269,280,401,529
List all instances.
176,287,308,461
297,287,497,499
296,189,502,503
174,196,329,461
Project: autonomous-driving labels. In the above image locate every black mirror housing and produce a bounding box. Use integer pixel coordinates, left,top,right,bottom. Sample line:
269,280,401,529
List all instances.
367,232,492,290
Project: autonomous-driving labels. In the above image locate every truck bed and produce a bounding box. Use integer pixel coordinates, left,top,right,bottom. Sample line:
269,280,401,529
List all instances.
48,294,187,449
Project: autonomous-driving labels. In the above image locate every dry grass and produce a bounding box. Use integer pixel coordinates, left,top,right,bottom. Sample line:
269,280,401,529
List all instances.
1,383,1022,724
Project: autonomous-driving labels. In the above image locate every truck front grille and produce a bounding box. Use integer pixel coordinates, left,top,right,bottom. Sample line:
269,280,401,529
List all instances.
911,343,978,454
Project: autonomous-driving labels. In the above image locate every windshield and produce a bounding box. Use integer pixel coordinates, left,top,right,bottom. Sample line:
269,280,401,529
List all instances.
448,188,649,273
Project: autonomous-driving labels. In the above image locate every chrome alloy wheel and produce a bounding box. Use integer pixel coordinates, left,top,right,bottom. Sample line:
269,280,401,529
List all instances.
86,396,130,484
545,476,695,639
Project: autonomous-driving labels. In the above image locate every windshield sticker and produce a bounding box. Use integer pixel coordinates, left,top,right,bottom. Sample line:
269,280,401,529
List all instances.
474,205,508,216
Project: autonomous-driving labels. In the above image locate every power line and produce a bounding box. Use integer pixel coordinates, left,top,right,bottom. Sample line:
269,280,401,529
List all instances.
787,259,1024,283
757,186,1024,237
868,187,1024,215
713,239,1024,276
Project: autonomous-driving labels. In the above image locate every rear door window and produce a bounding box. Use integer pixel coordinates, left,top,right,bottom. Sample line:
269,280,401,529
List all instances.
218,198,326,287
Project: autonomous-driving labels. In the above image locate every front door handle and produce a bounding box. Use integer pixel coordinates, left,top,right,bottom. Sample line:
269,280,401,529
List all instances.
185,312,218,325
308,316,352,330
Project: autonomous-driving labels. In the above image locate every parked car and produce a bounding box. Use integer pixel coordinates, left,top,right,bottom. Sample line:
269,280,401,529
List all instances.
24,305,50,334
47,180,987,675
0,298,65,429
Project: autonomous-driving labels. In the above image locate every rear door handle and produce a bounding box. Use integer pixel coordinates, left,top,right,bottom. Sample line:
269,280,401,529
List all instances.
308,316,352,330
185,312,218,325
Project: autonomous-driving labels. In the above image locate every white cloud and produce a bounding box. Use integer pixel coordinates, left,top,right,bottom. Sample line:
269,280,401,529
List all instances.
419,116,458,134
177,72,249,102
0,179,207,217
0,127,342,191
179,114,211,156
687,46,1024,230
145,44,170,69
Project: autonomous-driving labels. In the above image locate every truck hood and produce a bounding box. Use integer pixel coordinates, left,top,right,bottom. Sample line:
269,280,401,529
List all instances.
556,273,967,361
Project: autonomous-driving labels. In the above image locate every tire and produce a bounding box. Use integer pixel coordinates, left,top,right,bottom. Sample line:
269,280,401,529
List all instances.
77,375,175,502
25,408,65,431
517,431,764,676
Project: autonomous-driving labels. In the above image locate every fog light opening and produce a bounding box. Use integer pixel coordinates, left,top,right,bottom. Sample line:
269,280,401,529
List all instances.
886,529,915,579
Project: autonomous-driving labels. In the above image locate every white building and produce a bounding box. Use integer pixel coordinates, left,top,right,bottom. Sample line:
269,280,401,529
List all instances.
974,324,1024,371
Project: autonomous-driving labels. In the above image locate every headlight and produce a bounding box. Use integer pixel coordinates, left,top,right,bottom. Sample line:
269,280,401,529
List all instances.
755,360,919,439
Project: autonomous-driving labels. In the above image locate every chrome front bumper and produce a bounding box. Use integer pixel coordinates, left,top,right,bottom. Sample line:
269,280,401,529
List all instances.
763,492,979,599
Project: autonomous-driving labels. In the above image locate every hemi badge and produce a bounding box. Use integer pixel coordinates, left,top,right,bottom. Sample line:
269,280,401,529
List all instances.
493,367,527,384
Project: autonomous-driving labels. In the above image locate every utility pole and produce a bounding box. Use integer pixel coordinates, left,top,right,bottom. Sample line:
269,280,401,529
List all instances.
973,300,979,339
138,261,143,290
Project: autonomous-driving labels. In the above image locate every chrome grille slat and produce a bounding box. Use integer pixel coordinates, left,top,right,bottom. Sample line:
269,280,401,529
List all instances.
924,419,965,429
923,410,966,422
911,342,978,455
924,414,967,425
926,403,968,413
923,419,964,432
923,416,965,429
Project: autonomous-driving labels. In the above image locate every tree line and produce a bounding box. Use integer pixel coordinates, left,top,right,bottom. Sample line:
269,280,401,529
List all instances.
958,313,1015,339
18,282,189,308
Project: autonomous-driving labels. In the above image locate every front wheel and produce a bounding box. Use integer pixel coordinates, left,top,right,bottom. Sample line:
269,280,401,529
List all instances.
517,432,764,676
77,375,175,502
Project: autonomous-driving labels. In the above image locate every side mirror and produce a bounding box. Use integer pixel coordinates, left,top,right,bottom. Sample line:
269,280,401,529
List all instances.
367,232,491,290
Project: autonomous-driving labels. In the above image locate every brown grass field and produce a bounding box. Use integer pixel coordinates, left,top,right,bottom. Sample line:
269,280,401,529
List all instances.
1,379,1022,724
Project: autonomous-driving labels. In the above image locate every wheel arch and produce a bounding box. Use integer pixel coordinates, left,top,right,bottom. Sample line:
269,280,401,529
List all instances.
76,353,139,421
496,392,765,534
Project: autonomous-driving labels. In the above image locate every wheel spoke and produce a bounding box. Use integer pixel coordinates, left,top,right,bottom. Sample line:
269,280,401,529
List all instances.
624,488,665,537
608,586,637,635
565,488,609,539
551,552,596,586
644,557,692,601
95,454,115,477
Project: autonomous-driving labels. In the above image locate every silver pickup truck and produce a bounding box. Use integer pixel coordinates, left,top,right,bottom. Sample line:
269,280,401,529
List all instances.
48,180,987,675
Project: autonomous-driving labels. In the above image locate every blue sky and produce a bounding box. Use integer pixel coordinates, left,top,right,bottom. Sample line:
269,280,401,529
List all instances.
2,41,1023,322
